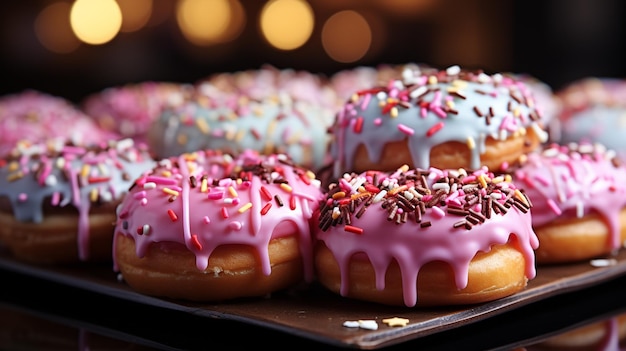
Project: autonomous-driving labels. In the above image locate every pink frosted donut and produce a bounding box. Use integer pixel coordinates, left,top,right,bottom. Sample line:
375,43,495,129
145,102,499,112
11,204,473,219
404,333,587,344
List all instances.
313,165,539,307
82,81,194,143
0,138,155,263
512,142,626,263
113,150,324,301
0,90,116,157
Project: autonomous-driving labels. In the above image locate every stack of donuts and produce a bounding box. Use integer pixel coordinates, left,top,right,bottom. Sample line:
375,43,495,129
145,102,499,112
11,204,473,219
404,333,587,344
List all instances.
3,62,625,308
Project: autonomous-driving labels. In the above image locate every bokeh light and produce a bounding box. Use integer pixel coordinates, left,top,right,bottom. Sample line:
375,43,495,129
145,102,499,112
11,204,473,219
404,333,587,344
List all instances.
322,10,372,63
260,0,314,51
34,2,81,54
176,0,232,46
70,0,122,45
117,0,153,33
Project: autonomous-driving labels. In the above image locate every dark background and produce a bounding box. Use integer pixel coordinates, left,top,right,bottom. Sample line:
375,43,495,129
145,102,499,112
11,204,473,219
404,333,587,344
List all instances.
0,0,624,104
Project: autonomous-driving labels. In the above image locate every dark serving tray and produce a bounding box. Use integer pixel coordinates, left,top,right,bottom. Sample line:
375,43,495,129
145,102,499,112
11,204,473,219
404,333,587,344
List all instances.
1,247,626,349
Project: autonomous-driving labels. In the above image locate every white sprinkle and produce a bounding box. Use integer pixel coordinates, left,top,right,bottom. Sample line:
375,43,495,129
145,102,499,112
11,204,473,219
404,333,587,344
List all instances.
446,65,461,76
358,320,379,330
143,182,157,189
590,258,617,267
343,321,360,328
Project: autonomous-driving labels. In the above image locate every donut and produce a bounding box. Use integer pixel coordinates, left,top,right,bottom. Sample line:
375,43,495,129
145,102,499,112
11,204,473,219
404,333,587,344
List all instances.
147,76,335,171
503,72,562,142
553,77,626,163
328,65,549,179
81,81,194,144
313,165,539,307
512,142,626,264
113,150,324,301
0,138,155,264
530,313,626,350
0,90,117,157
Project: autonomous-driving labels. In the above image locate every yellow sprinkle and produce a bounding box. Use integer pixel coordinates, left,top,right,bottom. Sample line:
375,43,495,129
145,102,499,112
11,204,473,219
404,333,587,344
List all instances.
196,118,210,134
428,75,438,85
280,183,293,193
332,191,346,199
90,188,98,202
238,202,253,213
398,164,410,173
235,129,245,142
176,133,188,145
253,106,264,116
225,127,236,141
350,93,359,102
445,99,455,109
7,171,24,182
390,106,398,118
331,207,341,219
8,161,18,172
286,130,302,145
163,188,180,197
388,184,408,195
466,136,476,150
477,174,488,188
228,186,238,197
491,175,505,184
305,170,315,180
55,157,65,169
200,178,208,192
505,174,512,183
357,186,366,193
513,107,521,117
351,192,371,200
514,189,528,206
161,170,172,177
98,163,108,176
80,164,90,178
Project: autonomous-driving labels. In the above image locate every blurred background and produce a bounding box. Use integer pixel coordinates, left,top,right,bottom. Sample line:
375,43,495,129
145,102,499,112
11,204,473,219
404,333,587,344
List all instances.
0,0,624,104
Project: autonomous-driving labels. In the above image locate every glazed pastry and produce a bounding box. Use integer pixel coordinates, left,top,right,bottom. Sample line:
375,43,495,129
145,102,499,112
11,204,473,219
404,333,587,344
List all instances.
82,81,193,144
0,138,155,263
329,65,549,178
313,165,539,307
113,150,324,301
0,90,116,157
512,142,626,263
147,81,335,171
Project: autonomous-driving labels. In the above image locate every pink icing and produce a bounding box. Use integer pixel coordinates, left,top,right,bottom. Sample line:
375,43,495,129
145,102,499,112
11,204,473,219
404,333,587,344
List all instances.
513,142,626,252
0,90,117,157
0,138,155,260
82,82,193,143
314,166,539,307
113,150,324,283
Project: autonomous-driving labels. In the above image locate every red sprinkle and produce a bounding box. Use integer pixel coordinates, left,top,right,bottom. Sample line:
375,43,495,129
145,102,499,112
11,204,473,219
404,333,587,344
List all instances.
426,122,445,137
344,225,364,235
88,176,112,184
221,207,229,218
260,186,272,201
191,234,203,250
353,116,364,133
260,202,272,215
167,209,178,221
290,196,296,210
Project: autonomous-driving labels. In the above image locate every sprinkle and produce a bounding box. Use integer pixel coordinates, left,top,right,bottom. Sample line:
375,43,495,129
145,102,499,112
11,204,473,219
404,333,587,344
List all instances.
221,207,229,218
228,186,238,198
344,225,364,234
546,199,562,215
260,202,272,215
143,182,156,189
190,234,203,250
229,221,243,230
141,224,150,235
162,187,180,197
238,202,252,213
280,183,293,193
353,116,364,133
18,193,27,202
260,186,273,201
426,122,444,137
207,191,224,200
397,123,414,136
382,317,410,327
167,209,178,221
590,258,617,267
466,136,475,150
290,196,296,210
88,176,111,184
203,216,211,224
274,194,284,207
145,176,177,185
